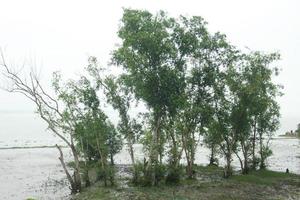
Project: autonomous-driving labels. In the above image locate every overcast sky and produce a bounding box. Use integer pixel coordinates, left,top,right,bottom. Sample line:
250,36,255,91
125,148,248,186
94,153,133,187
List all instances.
0,0,299,134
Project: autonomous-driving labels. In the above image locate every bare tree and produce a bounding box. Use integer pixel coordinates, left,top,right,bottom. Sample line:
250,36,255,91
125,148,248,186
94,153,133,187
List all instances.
0,50,81,194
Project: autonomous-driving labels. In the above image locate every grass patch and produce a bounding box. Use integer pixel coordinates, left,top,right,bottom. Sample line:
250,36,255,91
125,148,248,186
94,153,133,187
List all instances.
74,167,300,200
75,183,114,200
230,169,292,186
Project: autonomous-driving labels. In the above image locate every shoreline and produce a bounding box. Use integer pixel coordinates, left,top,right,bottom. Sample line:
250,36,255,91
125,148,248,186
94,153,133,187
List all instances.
277,135,299,139
0,137,299,199
0,145,68,150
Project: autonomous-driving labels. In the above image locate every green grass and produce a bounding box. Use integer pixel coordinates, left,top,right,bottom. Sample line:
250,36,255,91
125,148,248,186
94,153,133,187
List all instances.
75,184,114,200
74,166,300,200
231,169,294,186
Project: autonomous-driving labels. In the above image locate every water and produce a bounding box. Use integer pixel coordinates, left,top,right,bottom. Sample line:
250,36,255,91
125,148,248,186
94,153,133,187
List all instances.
0,148,71,200
0,113,64,148
0,113,299,199
0,113,69,199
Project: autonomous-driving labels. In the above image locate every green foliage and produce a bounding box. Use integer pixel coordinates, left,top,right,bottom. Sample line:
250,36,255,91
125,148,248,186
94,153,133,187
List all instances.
154,163,167,184
113,9,186,116
296,124,300,138
165,164,184,185
133,162,184,186
231,170,290,186
111,8,282,182
96,165,116,185
258,146,273,169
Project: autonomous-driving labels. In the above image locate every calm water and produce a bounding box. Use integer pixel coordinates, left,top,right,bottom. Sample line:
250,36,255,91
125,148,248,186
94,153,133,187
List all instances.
0,113,64,148
0,113,299,199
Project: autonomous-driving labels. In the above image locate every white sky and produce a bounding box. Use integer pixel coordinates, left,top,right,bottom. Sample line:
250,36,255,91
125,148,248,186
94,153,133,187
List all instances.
0,0,299,134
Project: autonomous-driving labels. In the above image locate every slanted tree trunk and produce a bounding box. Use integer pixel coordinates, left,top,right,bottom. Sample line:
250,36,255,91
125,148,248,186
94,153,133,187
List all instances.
70,142,82,192
56,145,79,193
234,149,244,173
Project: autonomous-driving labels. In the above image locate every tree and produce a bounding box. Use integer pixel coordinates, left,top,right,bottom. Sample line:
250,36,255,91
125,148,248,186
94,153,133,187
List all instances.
297,124,300,138
241,52,281,169
196,32,239,178
112,9,187,185
86,57,142,183
65,74,122,186
204,120,222,166
0,52,82,193
224,53,253,174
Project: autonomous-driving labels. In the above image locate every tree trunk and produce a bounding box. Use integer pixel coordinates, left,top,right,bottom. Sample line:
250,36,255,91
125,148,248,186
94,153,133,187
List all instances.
252,118,257,170
110,153,114,166
56,145,80,194
169,130,181,168
147,116,161,186
259,131,264,169
80,137,91,187
223,139,233,178
70,144,82,192
234,150,244,173
182,132,194,179
209,146,214,166
224,153,232,178
96,137,107,186
128,136,138,183
128,136,135,166
241,141,249,174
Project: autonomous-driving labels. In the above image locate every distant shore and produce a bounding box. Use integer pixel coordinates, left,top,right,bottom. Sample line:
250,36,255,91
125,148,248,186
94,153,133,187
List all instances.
277,134,299,139
0,145,67,150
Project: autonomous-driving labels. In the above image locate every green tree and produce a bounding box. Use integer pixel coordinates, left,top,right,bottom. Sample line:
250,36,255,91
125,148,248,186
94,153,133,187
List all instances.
113,9,187,185
65,75,122,186
242,52,281,169
297,124,300,137
86,57,142,183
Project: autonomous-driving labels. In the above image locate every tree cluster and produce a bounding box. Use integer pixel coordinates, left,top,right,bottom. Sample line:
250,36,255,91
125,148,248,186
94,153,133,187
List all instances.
0,9,282,192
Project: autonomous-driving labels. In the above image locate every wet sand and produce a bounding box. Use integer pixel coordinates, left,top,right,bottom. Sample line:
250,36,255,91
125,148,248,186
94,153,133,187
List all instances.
0,147,71,200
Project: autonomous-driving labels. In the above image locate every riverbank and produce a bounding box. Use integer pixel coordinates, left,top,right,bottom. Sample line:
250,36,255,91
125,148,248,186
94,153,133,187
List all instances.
74,166,300,200
0,137,298,199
